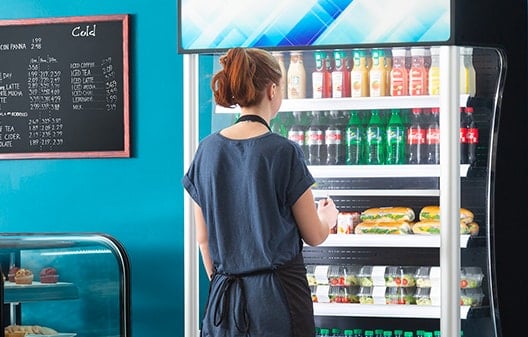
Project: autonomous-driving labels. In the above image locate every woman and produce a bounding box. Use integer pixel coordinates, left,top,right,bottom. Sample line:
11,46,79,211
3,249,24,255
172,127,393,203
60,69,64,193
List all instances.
182,47,338,337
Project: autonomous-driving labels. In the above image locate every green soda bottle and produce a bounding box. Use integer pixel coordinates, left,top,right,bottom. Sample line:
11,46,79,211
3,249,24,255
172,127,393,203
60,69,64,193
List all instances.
365,109,386,165
345,110,364,165
385,109,406,165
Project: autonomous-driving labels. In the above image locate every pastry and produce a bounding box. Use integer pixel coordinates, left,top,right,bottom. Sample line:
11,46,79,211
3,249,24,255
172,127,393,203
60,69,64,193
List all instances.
39,267,59,283
8,265,19,282
14,268,34,285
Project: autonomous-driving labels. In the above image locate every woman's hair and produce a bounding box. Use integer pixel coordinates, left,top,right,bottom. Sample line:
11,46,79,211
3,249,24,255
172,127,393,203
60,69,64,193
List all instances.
211,47,282,108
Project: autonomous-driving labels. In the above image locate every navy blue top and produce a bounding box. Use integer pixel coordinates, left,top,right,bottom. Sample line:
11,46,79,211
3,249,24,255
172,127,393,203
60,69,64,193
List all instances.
183,131,316,336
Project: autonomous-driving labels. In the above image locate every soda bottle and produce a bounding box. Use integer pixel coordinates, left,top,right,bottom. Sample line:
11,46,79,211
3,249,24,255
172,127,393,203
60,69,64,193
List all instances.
365,331,374,337
374,329,384,337
344,330,354,337
288,111,308,160
353,328,364,337
287,51,307,99
390,47,409,96
385,109,406,165
325,110,346,165
270,113,287,137
383,331,393,337
345,110,364,165
409,47,429,96
332,49,351,98
406,108,426,164
351,49,370,97
365,109,386,165
305,111,326,165
313,51,333,98
460,106,478,164
394,330,404,337
425,107,440,164
331,328,343,337
320,328,331,337
403,332,414,337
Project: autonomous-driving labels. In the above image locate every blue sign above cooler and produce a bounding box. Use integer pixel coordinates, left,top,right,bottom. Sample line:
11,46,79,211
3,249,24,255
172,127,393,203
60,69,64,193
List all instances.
178,0,452,53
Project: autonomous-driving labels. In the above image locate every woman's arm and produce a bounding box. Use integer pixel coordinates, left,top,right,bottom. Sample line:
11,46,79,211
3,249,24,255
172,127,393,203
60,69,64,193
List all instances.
194,202,214,280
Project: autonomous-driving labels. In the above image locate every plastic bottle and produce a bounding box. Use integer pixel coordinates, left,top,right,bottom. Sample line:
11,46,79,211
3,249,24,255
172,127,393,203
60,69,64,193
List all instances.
369,48,389,97
365,109,386,165
313,51,333,98
305,111,326,165
288,111,308,160
270,114,287,137
331,327,343,337
394,330,404,337
425,107,440,164
409,47,429,96
390,47,409,96
325,110,346,165
383,331,393,337
332,49,351,98
406,108,426,164
345,110,364,165
353,328,364,337
344,330,354,337
351,49,370,97
320,328,331,337
365,331,374,337
287,51,306,99
403,332,414,337
272,51,287,97
428,47,441,95
460,106,478,164
433,331,440,337
460,47,476,96
385,108,406,165
374,329,384,337
423,332,433,337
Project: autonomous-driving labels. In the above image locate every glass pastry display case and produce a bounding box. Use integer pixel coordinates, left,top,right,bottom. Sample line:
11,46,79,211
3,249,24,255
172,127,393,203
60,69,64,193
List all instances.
0,233,130,337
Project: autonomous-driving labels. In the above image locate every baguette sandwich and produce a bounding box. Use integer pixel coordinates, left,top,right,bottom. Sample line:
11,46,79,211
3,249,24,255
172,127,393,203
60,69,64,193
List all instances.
355,220,413,234
412,220,480,235
360,206,415,223
419,205,474,224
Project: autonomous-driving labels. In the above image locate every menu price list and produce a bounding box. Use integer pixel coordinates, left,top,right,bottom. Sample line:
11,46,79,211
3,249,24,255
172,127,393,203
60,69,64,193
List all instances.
0,15,128,158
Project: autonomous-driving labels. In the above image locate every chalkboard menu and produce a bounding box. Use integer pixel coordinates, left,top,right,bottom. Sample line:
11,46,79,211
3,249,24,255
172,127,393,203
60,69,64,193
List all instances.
0,14,129,159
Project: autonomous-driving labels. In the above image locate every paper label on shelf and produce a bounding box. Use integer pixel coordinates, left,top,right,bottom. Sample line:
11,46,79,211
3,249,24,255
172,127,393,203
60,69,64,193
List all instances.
314,265,329,284
371,266,386,286
315,285,331,303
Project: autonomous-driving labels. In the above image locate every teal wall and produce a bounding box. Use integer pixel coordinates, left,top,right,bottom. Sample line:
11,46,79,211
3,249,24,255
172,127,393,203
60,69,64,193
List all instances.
0,1,185,336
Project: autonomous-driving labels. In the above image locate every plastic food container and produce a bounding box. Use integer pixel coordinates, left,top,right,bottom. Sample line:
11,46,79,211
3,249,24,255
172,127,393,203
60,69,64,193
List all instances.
358,265,386,287
414,266,440,288
357,286,386,304
384,266,417,287
460,288,484,306
385,286,416,304
460,267,484,289
312,285,359,303
414,287,436,305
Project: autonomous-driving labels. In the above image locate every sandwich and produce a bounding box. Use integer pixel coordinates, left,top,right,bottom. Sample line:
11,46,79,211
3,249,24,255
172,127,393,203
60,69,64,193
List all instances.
359,206,415,223
419,205,474,224
355,221,413,235
412,220,480,235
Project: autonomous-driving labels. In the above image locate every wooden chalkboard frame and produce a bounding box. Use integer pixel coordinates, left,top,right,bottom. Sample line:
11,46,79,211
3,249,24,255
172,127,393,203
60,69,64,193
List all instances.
0,14,130,159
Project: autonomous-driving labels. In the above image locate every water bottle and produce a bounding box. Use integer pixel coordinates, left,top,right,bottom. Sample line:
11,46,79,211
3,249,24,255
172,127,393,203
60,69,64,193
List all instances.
365,109,386,165
385,108,406,164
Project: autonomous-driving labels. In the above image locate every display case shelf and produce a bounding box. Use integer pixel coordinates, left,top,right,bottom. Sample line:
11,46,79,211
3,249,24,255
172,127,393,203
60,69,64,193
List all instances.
308,165,471,179
313,303,471,319
314,234,472,248
4,281,79,302
215,95,471,114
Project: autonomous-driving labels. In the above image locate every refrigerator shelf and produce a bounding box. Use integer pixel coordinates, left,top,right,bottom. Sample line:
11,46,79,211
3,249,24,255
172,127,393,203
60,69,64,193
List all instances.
312,189,440,197
314,234,471,248
313,303,471,319
215,95,471,114
308,165,470,179
3,281,79,303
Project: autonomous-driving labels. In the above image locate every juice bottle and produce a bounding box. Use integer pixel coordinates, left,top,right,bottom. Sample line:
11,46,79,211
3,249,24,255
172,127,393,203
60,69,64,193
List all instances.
287,51,306,99
351,49,370,97
312,51,332,98
369,48,389,97
271,51,287,97
390,47,409,96
332,49,351,98
428,47,441,95
409,47,429,96
460,47,476,96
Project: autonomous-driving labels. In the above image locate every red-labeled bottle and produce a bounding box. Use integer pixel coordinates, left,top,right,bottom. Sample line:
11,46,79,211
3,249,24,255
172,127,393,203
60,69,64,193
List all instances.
460,106,478,164
313,51,332,98
390,47,409,96
426,107,440,164
409,47,429,96
332,49,351,98
406,108,426,164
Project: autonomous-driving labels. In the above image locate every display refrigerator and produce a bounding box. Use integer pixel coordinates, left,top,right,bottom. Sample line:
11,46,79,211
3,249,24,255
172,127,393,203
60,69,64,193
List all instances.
179,1,512,336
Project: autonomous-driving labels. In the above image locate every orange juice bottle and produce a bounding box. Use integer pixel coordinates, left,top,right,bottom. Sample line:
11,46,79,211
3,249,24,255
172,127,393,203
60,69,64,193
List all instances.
351,49,369,97
428,47,441,95
369,49,389,97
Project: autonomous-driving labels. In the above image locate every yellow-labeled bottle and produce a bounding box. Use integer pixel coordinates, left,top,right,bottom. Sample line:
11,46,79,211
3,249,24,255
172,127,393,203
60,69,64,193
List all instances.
460,47,476,96
369,48,389,97
350,49,369,97
428,47,441,95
